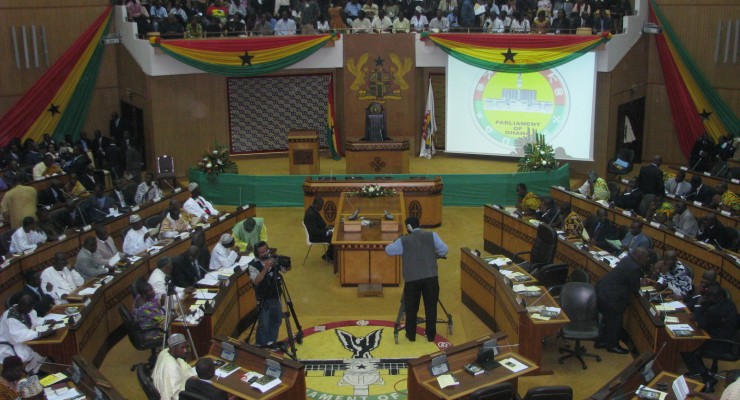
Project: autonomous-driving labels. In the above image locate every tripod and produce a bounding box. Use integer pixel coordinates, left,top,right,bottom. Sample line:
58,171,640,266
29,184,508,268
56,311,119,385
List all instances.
245,270,303,360
161,280,198,358
393,286,453,344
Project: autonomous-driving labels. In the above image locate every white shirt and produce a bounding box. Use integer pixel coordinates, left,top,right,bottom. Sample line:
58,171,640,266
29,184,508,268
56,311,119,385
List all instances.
135,182,162,205
429,16,450,31
352,17,372,33
152,349,195,400
410,15,428,31
316,20,330,32
491,17,506,32
371,16,393,32
183,196,219,220
275,18,296,35
510,18,530,33
0,307,45,372
209,242,239,270
9,227,47,254
40,266,84,303
123,227,154,255
113,190,128,208
148,268,184,300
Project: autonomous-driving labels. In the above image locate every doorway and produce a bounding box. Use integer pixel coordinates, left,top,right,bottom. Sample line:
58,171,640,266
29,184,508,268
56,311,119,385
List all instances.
615,97,645,164
120,101,146,170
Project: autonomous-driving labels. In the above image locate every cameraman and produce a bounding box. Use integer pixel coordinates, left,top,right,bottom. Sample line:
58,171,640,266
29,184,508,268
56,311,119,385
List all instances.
247,241,283,348
385,216,448,342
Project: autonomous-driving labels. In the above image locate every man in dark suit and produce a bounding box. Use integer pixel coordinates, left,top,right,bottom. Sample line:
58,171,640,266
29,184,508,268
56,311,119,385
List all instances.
637,155,665,195
38,179,67,207
686,175,716,205
184,358,229,400
595,247,651,354
172,246,207,288
91,130,111,168
20,270,55,317
697,215,731,249
54,199,85,229
109,112,126,146
534,196,563,229
585,208,618,250
83,185,116,222
304,196,333,261
614,177,643,211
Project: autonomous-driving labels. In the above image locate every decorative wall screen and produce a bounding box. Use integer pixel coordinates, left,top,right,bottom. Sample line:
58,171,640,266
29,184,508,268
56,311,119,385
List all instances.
228,74,330,154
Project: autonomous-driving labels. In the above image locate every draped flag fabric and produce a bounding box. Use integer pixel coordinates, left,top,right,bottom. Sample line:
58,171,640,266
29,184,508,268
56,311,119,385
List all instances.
327,77,342,160
420,80,436,159
0,6,113,147
421,32,609,73
150,32,338,77
649,0,739,156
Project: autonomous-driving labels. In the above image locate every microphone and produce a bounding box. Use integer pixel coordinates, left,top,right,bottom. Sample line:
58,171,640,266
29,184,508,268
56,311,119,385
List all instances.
162,179,178,193
548,207,561,226
384,209,394,221
713,238,725,252
90,207,109,219
76,205,88,227
526,286,558,309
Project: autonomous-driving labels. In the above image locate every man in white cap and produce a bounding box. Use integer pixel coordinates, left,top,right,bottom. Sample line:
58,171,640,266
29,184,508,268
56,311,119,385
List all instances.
123,214,154,255
210,233,242,270
152,333,195,400
182,183,219,222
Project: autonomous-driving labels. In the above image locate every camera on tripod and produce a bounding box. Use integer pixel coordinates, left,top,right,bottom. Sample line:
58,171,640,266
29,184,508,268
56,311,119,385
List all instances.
261,252,292,272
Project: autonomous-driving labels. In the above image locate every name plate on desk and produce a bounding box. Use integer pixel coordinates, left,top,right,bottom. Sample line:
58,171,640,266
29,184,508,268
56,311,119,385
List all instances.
680,166,688,171
732,179,739,184
58,234,67,241
131,206,140,212
82,225,92,232
1,260,9,269
703,172,711,176
693,201,703,207
721,210,732,216
202,223,211,230
666,194,675,199
675,232,685,238
241,204,250,210
621,179,629,184
622,210,633,217
649,221,661,229
174,187,182,193
219,215,226,222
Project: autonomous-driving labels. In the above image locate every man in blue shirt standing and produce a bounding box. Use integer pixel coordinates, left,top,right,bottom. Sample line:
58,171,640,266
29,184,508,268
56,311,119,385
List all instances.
386,217,448,342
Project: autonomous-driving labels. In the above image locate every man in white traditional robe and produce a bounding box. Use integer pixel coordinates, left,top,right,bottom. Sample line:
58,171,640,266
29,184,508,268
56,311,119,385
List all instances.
148,256,185,302
182,183,219,222
152,333,196,400
0,295,56,373
123,214,154,255
135,172,163,205
40,252,84,304
209,233,241,270
9,217,47,254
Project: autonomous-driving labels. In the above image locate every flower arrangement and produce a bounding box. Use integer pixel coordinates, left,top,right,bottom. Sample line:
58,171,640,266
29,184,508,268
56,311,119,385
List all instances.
350,184,397,198
197,141,238,181
517,133,558,172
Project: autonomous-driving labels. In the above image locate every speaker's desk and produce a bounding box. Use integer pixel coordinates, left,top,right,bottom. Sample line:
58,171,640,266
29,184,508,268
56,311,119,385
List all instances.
303,177,443,228
345,139,410,174
460,248,568,375
407,333,538,399
332,192,405,286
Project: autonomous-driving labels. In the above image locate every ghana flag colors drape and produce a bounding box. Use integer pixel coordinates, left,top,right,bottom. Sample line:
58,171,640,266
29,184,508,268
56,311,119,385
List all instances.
649,0,739,157
0,6,112,147
326,77,342,160
150,32,338,77
421,32,609,73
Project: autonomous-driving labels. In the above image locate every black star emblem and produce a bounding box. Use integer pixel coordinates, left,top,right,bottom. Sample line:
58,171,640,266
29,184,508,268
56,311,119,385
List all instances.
501,48,517,63
374,56,384,66
698,109,712,121
47,103,60,116
239,51,254,66
356,364,366,369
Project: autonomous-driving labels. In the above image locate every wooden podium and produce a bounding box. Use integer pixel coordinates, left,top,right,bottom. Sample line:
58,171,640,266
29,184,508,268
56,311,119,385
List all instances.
345,139,410,174
288,130,319,175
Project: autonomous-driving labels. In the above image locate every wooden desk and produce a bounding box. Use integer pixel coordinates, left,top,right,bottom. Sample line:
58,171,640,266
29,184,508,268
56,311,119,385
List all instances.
481,205,711,372
345,139,410,174
588,352,655,400
407,334,538,399
70,355,126,400
668,165,740,195
288,130,319,175
22,206,257,366
635,371,704,400
0,172,71,205
460,248,568,375
303,177,443,227
332,192,405,286
207,337,306,399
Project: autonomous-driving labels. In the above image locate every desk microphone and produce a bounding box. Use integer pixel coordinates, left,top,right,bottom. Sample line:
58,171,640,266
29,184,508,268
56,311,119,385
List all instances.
162,179,177,193
527,286,557,309
713,238,725,252
41,360,72,368
90,207,108,219
548,207,561,226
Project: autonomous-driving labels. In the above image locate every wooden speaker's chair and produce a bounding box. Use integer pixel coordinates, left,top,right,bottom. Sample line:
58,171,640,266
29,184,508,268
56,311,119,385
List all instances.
364,102,388,142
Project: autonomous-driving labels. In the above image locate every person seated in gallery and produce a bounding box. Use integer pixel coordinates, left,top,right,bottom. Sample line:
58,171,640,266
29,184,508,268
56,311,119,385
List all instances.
575,170,610,202
9,217,47,254
668,202,699,237
183,182,220,222
665,170,691,197
645,193,674,223
613,177,643,212
232,217,267,254
75,236,116,280
696,215,730,249
535,196,563,228
184,358,231,400
135,172,163,205
688,133,715,172
351,10,372,33
686,175,716,206
40,252,84,304
31,154,62,180
123,214,155,255
160,206,192,239
708,182,739,214
0,294,56,374
132,282,165,341
515,183,540,216
620,221,651,252
209,233,243,270
584,208,619,250
642,250,693,297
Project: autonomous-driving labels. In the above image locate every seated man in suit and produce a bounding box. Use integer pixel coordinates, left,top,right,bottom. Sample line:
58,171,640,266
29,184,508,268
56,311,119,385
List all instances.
620,221,651,252
0,295,56,373
18,270,55,317
668,202,699,237
93,225,119,265
172,246,207,288
304,196,334,261
535,196,563,229
84,185,116,222
36,207,62,242
54,199,85,230
110,179,131,210
665,170,691,197
614,177,643,212
686,175,716,206
584,208,618,250
75,236,115,280
38,179,67,207
184,358,230,400
696,215,731,249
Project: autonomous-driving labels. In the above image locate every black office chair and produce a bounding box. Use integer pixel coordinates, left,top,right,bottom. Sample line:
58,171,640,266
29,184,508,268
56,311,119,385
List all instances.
514,223,558,273
4,291,25,309
607,148,635,176
468,381,517,400
532,263,569,298
724,227,739,252
522,385,573,400
569,269,589,283
606,181,620,203
145,215,163,229
558,282,602,369
119,305,163,370
155,154,177,189
364,102,388,142
696,315,740,378
123,182,138,206
135,363,160,400
1,230,14,255
180,391,211,400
